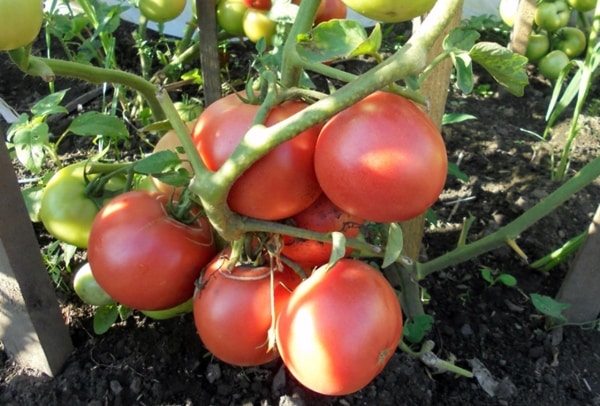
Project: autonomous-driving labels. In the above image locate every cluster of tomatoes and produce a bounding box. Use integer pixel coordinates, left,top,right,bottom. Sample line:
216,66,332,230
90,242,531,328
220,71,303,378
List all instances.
500,0,595,81
53,89,447,395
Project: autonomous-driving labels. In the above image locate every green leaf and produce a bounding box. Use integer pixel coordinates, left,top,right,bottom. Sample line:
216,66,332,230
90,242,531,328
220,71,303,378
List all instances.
530,293,571,322
296,19,369,63
448,162,469,182
443,28,480,52
497,274,517,287
9,120,50,173
325,231,347,271
133,150,181,174
382,223,403,268
93,304,120,335
67,111,129,141
452,52,474,94
442,113,477,126
480,267,494,284
30,89,69,118
403,314,434,344
347,23,382,59
469,42,529,97
21,184,45,222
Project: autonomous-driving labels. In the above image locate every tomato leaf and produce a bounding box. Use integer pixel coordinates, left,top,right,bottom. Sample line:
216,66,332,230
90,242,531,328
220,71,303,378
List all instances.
325,231,347,271
469,42,529,97
134,150,181,174
7,117,50,174
382,223,403,268
403,314,434,344
296,19,370,63
67,111,129,141
347,23,382,59
442,113,477,126
530,293,571,322
21,184,45,222
452,52,474,94
93,304,120,335
443,28,480,52
30,88,69,119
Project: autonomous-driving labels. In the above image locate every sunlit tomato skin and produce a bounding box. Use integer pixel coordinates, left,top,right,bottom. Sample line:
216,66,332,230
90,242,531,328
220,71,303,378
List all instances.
281,194,364,269
314,91,447,223
0,0,43,51
193,249,302,366
193,93,323,220
276,259,403,396
341,0,437,23
217,0,248,36
243,7,277,45
88,190,216,311
138,0,186,23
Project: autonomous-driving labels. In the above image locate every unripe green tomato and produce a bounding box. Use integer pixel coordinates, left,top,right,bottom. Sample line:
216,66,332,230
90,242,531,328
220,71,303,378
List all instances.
538,49,570,81
340,0,437,23
499,0,519,27
534,1,571,32
216,0,248,36
73,262,116,306
140,297,194,320
138,0,187,23
553,26,587,59
525,32,550,63
567,0,597,12
0,0,44,51
242,7,277,45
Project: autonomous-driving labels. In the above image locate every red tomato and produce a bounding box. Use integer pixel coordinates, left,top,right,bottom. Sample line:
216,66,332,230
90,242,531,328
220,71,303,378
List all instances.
242,0,272,10
293,0,348,24
193,249,302,366
314,91,447,223
193,93,323,220
276,259,403,395
88,190,216,310
281,193,364,269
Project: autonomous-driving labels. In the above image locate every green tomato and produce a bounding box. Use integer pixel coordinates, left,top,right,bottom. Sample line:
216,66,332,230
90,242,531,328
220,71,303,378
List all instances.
216,0,248,36
140,297,194,320
526,32,550,63
0,0,43,51
39,162,125,248
73,262,116,306
538,49,570,81
567,0,597,12
534,1,571,32
242,8,277,45
340,0,437,23
499,0,519,27
138,0,187,23
553,26,587,58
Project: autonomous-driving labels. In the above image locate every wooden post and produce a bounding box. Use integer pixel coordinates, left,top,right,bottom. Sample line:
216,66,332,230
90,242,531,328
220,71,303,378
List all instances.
555,205,600,323
508,0,536,55
0,140,73,376
196,0,222,106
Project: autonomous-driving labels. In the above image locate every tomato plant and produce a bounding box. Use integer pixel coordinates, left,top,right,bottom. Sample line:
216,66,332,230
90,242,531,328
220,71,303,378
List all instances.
340,0,436,23
314,91,447,223
193,93,322,220
553,26,587,58
217,0,248,36
534,0,571,32
243,7,277,45
193,248,302,366
72,262,116,306
281,194,364,269
0,0,43,51
138,0,187,23
39,162,125,248
276,259,403,395
88,190,216,310
538,49,570,80
567,0,597,12
526,32,550,63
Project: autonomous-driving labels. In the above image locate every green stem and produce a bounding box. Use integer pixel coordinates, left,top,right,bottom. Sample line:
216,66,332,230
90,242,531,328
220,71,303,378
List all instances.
26,56,165,121
416,155,600,278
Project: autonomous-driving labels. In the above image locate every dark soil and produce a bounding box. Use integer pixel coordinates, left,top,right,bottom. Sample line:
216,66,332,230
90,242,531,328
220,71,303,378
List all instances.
2,17,600,406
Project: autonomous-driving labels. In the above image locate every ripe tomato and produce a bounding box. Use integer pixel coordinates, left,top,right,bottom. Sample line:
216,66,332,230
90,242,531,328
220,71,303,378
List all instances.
243,7,277,45
72,262,116,306
217,0,248,36
314,91,447,223
276,259,403,395
293,0,348,24
151,121,195,195
242,0,272,11
193,93,322,220
138,0,186,23
88,190,216,310
193,249,302,366
340,0,436,23
0,0,43,51
281,194,364,269
39,162,126,248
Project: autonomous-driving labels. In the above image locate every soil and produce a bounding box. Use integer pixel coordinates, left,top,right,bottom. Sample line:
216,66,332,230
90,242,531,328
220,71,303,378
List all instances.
2,17,600,406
